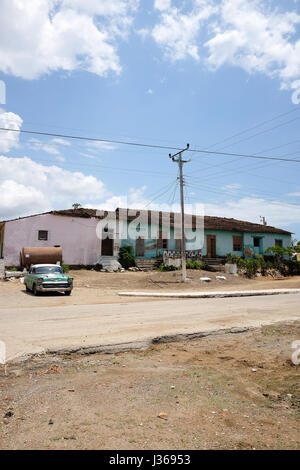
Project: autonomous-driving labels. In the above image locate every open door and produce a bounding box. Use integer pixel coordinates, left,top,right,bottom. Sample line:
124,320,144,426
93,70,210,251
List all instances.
102,237,114,256
206,234,216,257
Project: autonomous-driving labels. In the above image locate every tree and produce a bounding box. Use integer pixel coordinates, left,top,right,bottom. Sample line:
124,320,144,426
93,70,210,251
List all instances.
72,203,81,209
265,246,294,261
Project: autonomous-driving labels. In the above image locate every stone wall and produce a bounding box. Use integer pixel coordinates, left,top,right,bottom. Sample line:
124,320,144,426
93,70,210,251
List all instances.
0,258,4,279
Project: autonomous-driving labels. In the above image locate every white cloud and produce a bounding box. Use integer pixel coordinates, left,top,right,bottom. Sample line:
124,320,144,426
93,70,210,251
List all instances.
205,196,300,228
51,138,71,146
221,183,242,191
28,138,61,156
0,0,139,79
146,88,154,94
205,0,300,95
150,0,300,102
0,156,107,219
0,108,23,153
154,0,171,11
85,141,118,152
152,0,216,61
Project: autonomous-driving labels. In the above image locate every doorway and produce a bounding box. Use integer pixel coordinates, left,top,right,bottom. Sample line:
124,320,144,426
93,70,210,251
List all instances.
135,237,145,257
102,237,114,256
206,234,216,257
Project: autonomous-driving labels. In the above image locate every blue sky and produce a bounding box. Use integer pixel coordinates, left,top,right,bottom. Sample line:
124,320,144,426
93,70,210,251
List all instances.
0,0,300,238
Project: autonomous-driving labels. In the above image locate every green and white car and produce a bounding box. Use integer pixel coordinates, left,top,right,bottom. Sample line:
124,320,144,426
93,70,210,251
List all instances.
24,264,73,296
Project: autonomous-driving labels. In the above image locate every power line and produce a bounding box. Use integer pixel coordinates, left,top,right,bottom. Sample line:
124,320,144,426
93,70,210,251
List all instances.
193,106,300,150
185,182,300,208
1,126,300,163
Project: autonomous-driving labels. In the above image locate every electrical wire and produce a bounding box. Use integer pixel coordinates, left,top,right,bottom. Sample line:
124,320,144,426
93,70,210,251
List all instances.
1,126,300,163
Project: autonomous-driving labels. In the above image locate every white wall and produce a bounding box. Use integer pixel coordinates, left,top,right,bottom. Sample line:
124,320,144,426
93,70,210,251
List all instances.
3,214,102,266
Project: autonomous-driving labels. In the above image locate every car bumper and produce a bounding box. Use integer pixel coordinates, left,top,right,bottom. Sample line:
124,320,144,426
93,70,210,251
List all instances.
36,285,73,293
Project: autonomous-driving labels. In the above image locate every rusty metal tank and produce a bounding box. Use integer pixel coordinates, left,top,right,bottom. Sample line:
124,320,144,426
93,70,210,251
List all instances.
20,246,62,267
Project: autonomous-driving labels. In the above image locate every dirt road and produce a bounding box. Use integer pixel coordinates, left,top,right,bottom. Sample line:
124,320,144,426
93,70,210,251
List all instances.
1,322,299,450
1,270,300,308
1,294,300,361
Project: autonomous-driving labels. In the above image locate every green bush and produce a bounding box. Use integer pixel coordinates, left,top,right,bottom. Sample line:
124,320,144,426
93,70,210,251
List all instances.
118,246,136,269
226,253,241,264
238,258,260,278
265,246,294,260
186,260,205,270
157,263,178,272
62,263,70,273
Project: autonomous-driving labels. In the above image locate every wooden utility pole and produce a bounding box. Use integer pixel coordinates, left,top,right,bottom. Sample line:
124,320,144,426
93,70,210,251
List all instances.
169,144,190,282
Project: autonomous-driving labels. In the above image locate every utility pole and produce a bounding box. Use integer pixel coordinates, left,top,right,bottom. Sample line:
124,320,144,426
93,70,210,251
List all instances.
169,144,190,282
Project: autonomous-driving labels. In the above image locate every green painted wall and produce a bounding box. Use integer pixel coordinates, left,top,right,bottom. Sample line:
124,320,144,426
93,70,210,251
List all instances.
119,220,291,258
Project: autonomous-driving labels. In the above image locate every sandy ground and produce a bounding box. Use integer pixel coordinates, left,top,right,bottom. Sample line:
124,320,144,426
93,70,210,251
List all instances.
0,321,299,450
1,269,300,308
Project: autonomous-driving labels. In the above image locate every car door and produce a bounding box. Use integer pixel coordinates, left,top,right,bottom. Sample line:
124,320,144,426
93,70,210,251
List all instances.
27,267,35,289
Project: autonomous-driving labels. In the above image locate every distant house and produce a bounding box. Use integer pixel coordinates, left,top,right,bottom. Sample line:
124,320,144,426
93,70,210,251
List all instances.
0,207,292,267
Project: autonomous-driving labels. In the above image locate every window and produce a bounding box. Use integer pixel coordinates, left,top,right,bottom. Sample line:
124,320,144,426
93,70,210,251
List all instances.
38,230,48,241
275,239,283,248
253,237,260,247
233,236,242,252
35,266,63,275
157,230,168,250
175,239,182,250
157,237,168,249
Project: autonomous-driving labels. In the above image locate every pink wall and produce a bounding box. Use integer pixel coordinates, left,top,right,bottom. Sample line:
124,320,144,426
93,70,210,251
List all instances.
3,214,102,266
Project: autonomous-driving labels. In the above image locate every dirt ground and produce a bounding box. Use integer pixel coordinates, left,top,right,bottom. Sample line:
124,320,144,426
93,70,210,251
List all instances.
1,269,300,308
0,321,299,450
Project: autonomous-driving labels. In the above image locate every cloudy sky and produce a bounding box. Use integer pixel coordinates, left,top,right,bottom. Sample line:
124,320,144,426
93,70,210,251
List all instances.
0,0,300,237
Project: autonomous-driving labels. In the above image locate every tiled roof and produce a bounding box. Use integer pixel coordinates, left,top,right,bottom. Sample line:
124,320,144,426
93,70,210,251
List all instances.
1,207,292,235
52,208,291,235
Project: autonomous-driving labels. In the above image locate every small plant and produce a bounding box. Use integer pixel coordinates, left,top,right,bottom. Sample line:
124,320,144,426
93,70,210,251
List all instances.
157,263,178,272
118,246,136,269
265,246,294,261
186,260,205,270
226,253,241,264
61,262,70,273
238,258,260,278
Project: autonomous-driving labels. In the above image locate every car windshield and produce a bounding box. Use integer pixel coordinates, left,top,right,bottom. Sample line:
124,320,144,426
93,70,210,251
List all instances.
35,266,63,275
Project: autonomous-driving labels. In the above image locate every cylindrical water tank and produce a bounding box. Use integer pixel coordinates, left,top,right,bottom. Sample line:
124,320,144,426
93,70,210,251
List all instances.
20,246,62,267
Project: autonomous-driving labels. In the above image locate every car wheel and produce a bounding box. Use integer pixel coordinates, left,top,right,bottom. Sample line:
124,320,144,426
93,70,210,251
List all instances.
32,284,39,296
65,291,72,296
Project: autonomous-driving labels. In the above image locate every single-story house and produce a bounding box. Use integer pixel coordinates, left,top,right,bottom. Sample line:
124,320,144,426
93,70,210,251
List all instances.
0,207,292,267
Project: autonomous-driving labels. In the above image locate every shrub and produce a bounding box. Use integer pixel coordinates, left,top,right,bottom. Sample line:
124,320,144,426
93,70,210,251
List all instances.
238,259,260,278
62,263,70,273
265,246,294,260
186,260,205,270
226,254,241,265
157,263,178,272
118,246,136,269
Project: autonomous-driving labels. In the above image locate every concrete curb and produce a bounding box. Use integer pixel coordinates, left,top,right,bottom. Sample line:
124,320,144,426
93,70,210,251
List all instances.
118,288,300,299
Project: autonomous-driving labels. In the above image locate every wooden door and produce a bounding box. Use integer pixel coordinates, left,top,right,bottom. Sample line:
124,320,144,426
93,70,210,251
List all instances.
135,237,145,257
206,235,216,257
102,237,114,256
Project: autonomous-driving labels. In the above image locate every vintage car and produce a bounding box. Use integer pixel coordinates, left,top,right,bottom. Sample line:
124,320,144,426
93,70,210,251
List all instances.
24,264,73,296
